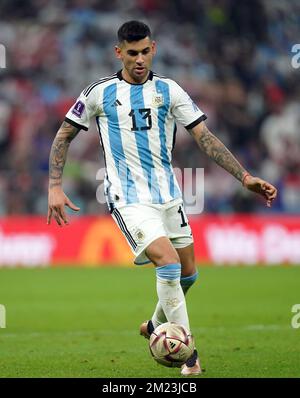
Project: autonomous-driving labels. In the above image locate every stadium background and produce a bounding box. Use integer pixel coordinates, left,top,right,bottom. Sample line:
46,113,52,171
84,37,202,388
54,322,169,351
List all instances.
0,0,300,378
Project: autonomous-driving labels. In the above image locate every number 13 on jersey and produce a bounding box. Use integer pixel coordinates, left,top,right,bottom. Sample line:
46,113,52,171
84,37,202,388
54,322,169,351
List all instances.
129,108,152,131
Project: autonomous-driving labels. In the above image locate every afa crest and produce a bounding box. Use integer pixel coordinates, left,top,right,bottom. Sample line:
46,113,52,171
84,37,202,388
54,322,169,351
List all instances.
152,94,164,107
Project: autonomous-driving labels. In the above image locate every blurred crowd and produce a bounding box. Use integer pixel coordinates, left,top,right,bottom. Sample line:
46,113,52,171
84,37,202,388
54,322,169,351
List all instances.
0,0,299,215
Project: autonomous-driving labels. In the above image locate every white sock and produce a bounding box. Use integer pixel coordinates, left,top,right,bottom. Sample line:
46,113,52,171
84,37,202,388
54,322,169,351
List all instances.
154,263,190,331
152,271,198,329
151,301,167,329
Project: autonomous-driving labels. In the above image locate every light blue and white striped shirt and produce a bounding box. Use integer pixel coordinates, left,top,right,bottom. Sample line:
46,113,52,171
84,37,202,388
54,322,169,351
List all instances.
65,70,207,211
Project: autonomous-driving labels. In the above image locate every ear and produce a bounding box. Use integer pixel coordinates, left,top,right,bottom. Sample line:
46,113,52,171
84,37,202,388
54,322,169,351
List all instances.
151,40,157,56
115,45,122,60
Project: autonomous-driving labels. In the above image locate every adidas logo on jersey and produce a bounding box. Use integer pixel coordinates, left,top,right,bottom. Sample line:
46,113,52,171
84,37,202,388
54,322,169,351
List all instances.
112,99,122,107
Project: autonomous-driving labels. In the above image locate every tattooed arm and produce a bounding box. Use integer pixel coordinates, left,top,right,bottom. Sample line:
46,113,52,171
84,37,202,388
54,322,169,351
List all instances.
190,121,247,182
47,122,81,226
189,121,277,207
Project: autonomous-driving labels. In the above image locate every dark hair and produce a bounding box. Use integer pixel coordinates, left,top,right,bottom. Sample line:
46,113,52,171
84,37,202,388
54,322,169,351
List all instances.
117,20,151,43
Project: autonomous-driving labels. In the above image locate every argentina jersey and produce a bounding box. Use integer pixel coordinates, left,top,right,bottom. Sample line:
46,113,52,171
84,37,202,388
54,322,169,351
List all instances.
65,70,207,211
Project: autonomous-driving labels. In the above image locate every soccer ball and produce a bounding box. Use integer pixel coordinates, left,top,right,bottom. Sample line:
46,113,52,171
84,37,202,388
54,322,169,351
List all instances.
149,322,194,367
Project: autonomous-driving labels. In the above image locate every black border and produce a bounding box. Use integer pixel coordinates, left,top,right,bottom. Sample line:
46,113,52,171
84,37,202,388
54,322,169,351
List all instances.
0,378,298,395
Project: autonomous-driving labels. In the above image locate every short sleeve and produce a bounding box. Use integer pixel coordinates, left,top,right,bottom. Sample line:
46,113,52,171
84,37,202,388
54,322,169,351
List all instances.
171,82,207,129
65,89,98,131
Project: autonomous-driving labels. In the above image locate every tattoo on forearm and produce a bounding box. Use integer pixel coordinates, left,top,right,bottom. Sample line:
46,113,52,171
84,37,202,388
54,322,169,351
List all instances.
195,124,246,182
49,122,80,188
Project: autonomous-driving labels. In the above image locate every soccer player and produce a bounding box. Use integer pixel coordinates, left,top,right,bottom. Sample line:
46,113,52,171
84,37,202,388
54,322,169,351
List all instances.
47,21,277,375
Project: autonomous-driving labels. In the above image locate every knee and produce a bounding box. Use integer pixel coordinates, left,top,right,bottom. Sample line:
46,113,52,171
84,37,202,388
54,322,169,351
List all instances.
153,253,181,268
183,268,198,279
181,271,198,283
181,258,197,277
146,239,180,267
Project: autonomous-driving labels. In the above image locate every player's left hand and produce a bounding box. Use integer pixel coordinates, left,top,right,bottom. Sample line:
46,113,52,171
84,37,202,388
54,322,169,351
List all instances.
243,175,277,208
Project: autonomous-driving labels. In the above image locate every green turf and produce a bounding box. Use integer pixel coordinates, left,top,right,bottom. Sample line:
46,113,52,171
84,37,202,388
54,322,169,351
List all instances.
0,266,300,378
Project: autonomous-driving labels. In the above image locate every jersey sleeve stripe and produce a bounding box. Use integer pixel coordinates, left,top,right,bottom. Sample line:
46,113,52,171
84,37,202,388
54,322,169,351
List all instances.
83,74,118,97
64,117,88,131
83,74,117,94
185,114,207,130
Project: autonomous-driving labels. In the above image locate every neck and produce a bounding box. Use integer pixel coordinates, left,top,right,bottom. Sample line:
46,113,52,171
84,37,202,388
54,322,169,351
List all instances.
121,68,149,84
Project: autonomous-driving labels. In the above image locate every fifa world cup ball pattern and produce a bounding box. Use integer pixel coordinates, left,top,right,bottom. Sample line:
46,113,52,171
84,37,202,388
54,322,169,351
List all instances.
149,322,194,367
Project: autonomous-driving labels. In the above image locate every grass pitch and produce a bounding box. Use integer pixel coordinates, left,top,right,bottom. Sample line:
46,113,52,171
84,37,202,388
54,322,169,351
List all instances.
0,266,299,378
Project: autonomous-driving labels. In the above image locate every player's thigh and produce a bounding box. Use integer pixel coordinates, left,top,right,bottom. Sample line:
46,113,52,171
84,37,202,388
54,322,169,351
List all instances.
145,236,180,267
164,200,192,238
163,200,196,275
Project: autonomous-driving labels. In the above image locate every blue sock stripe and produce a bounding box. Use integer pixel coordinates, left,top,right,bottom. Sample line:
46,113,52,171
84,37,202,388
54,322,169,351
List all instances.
156,263,181,280
180,271,198,286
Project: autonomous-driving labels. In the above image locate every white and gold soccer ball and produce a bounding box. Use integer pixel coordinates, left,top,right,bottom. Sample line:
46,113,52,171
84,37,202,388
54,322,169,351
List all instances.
149,322,194,367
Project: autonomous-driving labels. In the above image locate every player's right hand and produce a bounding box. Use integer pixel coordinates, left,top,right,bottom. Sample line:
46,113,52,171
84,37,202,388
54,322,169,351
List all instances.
47,187,80,226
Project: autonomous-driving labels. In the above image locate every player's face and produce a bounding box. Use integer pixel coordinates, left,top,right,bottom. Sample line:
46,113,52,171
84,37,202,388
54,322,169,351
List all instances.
115,37,156,84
